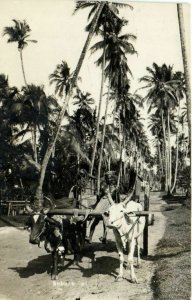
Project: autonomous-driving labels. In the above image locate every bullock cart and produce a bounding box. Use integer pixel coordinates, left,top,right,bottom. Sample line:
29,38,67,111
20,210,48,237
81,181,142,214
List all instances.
47,176,153,256
25,178,153,279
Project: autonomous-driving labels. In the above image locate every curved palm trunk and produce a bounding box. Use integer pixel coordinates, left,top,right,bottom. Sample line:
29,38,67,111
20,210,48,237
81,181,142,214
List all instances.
90,44,106,176
19,49,27,86
35,2,105,208
177,4,191,149
97,83,110,194
72,2,105,88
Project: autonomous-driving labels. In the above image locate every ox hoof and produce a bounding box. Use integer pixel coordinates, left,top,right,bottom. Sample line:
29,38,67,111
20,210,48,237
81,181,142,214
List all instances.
115,276,123,282
51,275,58,280
99,237,107,244
73,259,79,266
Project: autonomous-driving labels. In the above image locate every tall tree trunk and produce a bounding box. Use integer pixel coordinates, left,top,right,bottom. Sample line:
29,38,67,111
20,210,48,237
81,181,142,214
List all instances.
107,97,117,173
122,129,126,177
34,2,105,208
108,156,111,171
177,4,191,149
90,44,106,176
97,83,110,194
171,101,180,193
112,103,116,134
32,124,38,163
161,110,168,191
117,118,123,188
157,140,164,175
77,143,80,174
19,49,27,86
177,4,191,207
167,108,171,194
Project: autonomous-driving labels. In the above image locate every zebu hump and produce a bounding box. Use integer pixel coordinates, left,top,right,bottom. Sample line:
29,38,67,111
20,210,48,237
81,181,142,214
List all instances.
125,200,143,213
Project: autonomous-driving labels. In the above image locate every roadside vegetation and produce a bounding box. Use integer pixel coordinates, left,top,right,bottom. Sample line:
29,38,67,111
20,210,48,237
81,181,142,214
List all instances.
152,204,191,300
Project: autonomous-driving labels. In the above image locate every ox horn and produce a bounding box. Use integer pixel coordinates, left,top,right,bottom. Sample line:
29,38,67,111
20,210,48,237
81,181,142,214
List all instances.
42,195,55,214
107,191,115,205
25,204,34,214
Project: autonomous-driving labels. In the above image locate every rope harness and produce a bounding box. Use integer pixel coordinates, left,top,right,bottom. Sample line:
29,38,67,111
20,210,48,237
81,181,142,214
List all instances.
111,212,141,238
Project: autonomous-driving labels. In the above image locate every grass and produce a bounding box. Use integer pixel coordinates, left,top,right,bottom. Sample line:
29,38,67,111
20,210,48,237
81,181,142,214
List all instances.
152,206,191,300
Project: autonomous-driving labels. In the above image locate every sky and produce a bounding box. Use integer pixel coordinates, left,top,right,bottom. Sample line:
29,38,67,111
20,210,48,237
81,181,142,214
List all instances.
0,0,190,153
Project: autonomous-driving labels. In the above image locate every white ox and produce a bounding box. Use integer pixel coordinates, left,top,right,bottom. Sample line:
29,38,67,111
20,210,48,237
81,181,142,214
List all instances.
104,191,145,283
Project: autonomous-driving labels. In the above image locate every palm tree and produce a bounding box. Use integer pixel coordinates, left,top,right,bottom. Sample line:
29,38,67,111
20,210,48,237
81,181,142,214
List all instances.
171,72,185,193
49,61,71,98
21,85,48,162
10,85,59,164
71,89,95,170
0,74,9,98
73,89,95,110
75,1,132,177
3,20,37,86
148,114,164,176
115,92,142,185
139,63,180,193
104,28,137,185
97,123,120,171
74,1,132,35
91,25,137,191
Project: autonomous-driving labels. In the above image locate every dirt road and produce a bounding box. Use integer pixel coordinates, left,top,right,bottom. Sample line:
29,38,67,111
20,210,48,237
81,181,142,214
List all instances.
0,193,166,300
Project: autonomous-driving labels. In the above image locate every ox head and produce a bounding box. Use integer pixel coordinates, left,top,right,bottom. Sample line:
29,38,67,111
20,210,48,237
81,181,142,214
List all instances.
25,197,55,245
103,186,135,229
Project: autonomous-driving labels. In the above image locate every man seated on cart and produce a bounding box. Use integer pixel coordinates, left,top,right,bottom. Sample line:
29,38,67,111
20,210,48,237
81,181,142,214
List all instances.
86,171,119,244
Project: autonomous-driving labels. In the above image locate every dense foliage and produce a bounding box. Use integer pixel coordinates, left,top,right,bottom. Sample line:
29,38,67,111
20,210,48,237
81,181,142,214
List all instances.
0,3,189,203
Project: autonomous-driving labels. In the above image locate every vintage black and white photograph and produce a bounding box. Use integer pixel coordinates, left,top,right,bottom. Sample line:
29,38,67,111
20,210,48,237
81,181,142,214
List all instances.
0,1,190,299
